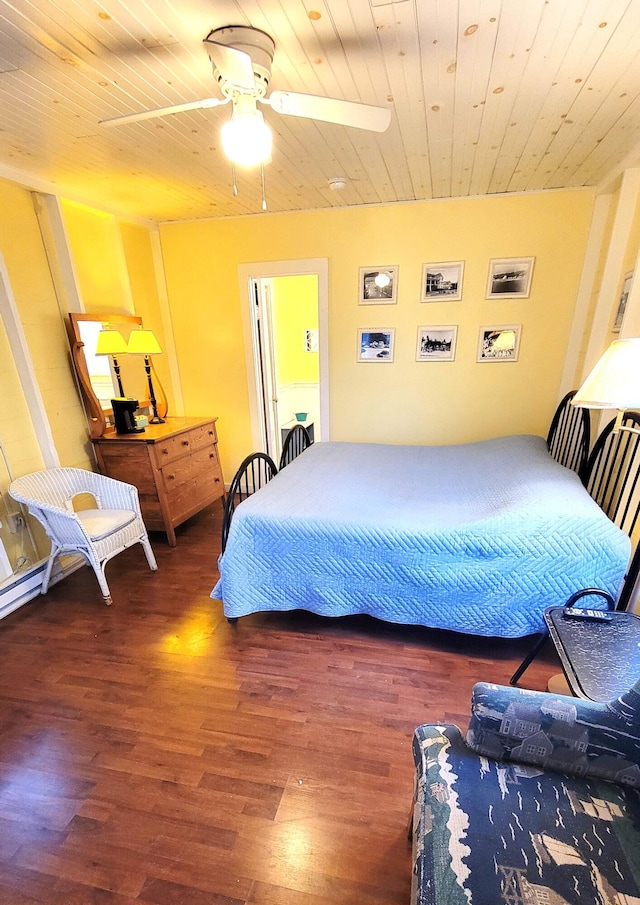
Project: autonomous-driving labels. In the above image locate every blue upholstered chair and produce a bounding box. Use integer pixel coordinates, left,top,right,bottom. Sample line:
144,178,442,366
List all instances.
410,680,640,905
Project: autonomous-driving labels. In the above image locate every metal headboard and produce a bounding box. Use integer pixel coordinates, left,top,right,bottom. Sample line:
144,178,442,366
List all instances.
221,452,278,554
279,424,313,471
546,390,591,476
582,411,640,611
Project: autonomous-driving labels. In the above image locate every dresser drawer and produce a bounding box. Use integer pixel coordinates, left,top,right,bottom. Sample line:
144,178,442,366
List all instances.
160,445,216,487
164,452,224,522
154,432,194,466
92,417,221,546
153,422,218,466
95,445,158,495
189,421,218,452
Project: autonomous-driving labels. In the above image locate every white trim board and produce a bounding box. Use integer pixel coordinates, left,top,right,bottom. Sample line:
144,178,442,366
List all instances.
0,555,84,621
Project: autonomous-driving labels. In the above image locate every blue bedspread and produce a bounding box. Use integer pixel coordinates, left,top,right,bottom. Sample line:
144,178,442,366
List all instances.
211,437,631,636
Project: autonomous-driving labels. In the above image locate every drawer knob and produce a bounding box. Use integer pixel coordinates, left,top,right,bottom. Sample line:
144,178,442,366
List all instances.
214,477,220,483
182,440,189,446
161,448,169,455
167,473,175,480
208,430,214,436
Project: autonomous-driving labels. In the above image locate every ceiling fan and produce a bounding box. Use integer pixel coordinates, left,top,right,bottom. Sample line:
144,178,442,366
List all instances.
100,25,392,170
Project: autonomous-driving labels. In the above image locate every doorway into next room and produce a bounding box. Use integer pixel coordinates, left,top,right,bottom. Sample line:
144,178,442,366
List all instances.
239,259,329,464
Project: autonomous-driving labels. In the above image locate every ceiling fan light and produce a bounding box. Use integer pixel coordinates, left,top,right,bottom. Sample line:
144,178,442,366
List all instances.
221,110,272,167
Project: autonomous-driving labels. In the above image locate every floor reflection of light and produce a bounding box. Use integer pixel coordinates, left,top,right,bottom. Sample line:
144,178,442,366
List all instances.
279,822,313,874
1,734,74,831
160,613,212,657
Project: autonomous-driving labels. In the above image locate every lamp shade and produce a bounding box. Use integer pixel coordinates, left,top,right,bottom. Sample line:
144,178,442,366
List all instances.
573,338,640,409
127,329,162,356
95,327,128,356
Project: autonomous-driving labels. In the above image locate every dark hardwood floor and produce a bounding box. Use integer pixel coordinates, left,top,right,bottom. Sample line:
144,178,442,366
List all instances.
0,501,561,904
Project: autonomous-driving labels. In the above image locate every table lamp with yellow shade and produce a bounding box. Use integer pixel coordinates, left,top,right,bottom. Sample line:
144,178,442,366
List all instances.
127,328,165,424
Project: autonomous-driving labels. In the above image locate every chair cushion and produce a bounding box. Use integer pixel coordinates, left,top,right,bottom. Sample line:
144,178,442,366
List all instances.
467,681,640,787
76,508,137,541
411,723,640,905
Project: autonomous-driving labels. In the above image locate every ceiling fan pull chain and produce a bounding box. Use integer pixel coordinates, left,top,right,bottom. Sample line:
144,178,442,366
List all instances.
261,164,267,211
232,163,238,197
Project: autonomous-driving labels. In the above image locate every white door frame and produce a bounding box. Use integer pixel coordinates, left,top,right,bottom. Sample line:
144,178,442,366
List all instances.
238,258,329,453
252,277,280,459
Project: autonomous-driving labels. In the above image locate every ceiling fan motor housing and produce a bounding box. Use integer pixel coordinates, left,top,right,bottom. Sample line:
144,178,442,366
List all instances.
205,26,275,98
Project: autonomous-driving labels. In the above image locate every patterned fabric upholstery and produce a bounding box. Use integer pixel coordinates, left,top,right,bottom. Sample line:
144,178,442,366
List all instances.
467,680,640,786
411,723,640,905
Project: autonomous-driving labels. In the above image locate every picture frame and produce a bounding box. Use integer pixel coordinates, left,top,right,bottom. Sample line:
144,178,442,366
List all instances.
477,324,522,362
357,328,395,362
358,266,398,304
613,271,633,333
304,328,319,352
416,325,458,361
421,261,464,302
486,257,535,299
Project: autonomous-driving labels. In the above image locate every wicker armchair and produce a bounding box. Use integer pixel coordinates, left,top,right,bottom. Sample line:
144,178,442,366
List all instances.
9,467,157,605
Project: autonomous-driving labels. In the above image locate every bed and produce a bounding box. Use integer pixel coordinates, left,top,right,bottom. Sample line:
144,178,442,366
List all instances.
211,435,632,637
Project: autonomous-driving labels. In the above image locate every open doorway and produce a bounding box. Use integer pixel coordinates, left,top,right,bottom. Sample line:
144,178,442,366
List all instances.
238,259,329,462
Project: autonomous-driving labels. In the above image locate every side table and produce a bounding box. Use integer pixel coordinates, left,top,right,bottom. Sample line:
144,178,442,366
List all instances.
281,420,314,446
544,607,640,702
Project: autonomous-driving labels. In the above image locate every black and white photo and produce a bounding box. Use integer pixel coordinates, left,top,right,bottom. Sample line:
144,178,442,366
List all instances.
358,266,398,304
613,271,633,333
477,324,522,362
421,261,464,301
416,326,458,361
486,257,534,299
304,328,319,352
357,328,395,362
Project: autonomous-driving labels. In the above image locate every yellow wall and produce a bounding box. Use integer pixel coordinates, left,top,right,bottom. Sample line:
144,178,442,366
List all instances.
610,189,640,336
272,275,319,386
0,178,601,503
0,180,94,571
160,190,595,477
61,200,134,314
0,314,48,568
0,308,44,480
0,181,90,473
119,221,174,415
62,204,174,420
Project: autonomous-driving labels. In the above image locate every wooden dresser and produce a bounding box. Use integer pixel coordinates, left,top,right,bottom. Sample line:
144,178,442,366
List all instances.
92,417,224,546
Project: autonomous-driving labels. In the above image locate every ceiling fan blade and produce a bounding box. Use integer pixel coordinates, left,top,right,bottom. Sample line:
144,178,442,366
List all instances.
100,97,228,127
267,91,391,132
203,38,256,92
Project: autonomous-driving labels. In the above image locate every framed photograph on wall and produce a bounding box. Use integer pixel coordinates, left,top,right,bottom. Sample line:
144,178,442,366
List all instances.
421,261,464,301
358,266,398,304
304,328,319,352
613,271,633,333
416,326,458,361
486,257,535,299
477,324,522,362
357,328,395,362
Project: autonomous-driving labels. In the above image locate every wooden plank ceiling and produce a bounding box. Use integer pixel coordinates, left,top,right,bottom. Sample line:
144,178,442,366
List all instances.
1,0,640,222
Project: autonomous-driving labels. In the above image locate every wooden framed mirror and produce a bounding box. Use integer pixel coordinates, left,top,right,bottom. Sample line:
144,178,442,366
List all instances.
67,313,167,439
